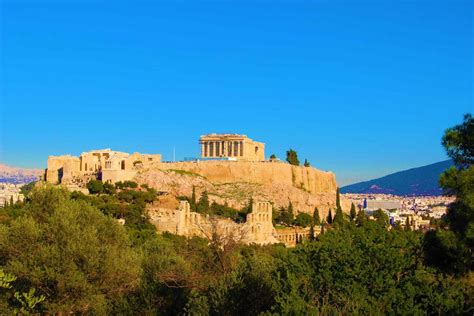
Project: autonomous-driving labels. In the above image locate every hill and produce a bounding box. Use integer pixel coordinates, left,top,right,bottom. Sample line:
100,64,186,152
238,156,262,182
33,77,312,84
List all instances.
135,161,350,217
341,160,454,196
0,163,43,184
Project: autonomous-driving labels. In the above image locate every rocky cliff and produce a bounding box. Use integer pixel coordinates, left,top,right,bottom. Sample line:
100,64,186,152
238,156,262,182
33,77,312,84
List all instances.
135,161,349,218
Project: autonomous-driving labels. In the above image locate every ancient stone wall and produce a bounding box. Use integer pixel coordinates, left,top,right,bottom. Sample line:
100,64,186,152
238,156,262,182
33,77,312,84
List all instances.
149,161,337,195
150,201,282,245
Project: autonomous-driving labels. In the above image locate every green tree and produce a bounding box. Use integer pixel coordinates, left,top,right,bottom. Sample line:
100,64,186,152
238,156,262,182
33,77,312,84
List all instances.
313,207,321,225
303,159,310,167
355,209,367,226
286,149,300,166
20,181,36,196
327,208,333,224
350,203,357,221
103,181,116,195
442,113,473,168
333,188,344,226
197,190,210,213
9,196,13,206
424,113,474,274
0,185,140,313
272,222,470,315
87,179,104,194
280,203,295,226
0,269,45,314
191,185,197,211
373,209,389,227
270,154,276,159
309,224,315,241
295,212,312,228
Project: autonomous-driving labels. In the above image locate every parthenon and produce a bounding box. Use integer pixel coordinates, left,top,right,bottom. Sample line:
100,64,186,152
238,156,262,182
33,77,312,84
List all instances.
199,134,265,161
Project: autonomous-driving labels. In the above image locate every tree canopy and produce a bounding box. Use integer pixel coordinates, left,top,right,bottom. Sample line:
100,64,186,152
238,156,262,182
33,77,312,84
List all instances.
286,149,300,166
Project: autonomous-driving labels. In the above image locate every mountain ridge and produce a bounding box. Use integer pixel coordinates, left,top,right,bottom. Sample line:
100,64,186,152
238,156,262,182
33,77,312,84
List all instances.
0,163,43,184
341,160,453,196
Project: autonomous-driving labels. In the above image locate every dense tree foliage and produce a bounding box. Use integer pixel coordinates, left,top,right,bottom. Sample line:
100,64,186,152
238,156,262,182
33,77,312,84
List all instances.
0,183,472,314
286,149,300,166
424,113,474,275
0,185,140,313
294,212,312,227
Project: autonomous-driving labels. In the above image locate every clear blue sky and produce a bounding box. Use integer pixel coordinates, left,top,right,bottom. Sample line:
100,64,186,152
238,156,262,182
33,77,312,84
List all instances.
0,0,472,186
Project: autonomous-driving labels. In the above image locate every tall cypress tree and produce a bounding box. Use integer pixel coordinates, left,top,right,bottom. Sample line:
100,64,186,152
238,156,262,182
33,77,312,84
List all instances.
191,186,197,211
336,187,341,210
327,208,333,224
350,203,357,221
333,188,344,226
313,207,321,225
309,224,315,241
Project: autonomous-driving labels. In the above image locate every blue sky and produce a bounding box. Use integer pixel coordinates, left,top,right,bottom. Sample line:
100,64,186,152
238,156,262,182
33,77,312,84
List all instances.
0,0,472,186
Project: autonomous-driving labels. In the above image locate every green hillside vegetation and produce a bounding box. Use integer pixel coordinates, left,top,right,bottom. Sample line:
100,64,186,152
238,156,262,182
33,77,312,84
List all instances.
0,115,472,314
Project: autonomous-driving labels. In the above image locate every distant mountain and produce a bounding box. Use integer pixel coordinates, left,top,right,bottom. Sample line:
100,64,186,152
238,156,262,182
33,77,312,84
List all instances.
0,163,43,184
341,160,454,196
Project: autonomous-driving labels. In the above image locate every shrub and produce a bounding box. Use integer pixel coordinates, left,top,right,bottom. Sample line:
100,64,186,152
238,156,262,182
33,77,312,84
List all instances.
87,180,103,194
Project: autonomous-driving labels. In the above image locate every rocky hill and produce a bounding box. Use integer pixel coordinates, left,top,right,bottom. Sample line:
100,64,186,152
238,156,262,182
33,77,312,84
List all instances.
341,160,453,196
135,161,348,218
0,163,43,184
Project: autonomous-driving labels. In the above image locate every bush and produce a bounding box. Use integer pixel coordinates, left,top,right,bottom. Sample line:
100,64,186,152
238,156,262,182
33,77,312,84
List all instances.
87,180,103,194
294,212,312,227
103,182,116,195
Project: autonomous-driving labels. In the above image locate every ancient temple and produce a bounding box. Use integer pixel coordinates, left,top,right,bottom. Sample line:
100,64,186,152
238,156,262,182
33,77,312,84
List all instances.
199,134,265,161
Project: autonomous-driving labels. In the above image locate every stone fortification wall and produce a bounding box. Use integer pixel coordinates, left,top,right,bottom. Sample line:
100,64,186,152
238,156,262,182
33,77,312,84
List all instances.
150,161,337,195
150,201,280,245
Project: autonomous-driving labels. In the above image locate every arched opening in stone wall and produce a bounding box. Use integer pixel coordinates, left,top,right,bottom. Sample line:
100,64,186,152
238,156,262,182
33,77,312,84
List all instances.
121,161,125,170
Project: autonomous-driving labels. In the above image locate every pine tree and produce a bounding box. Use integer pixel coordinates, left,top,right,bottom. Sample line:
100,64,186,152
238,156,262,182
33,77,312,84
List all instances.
10,196,14,206
304,159,310,167
350,203,357,221
286,149,300,166
313,207,321,225
327,208,333,224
